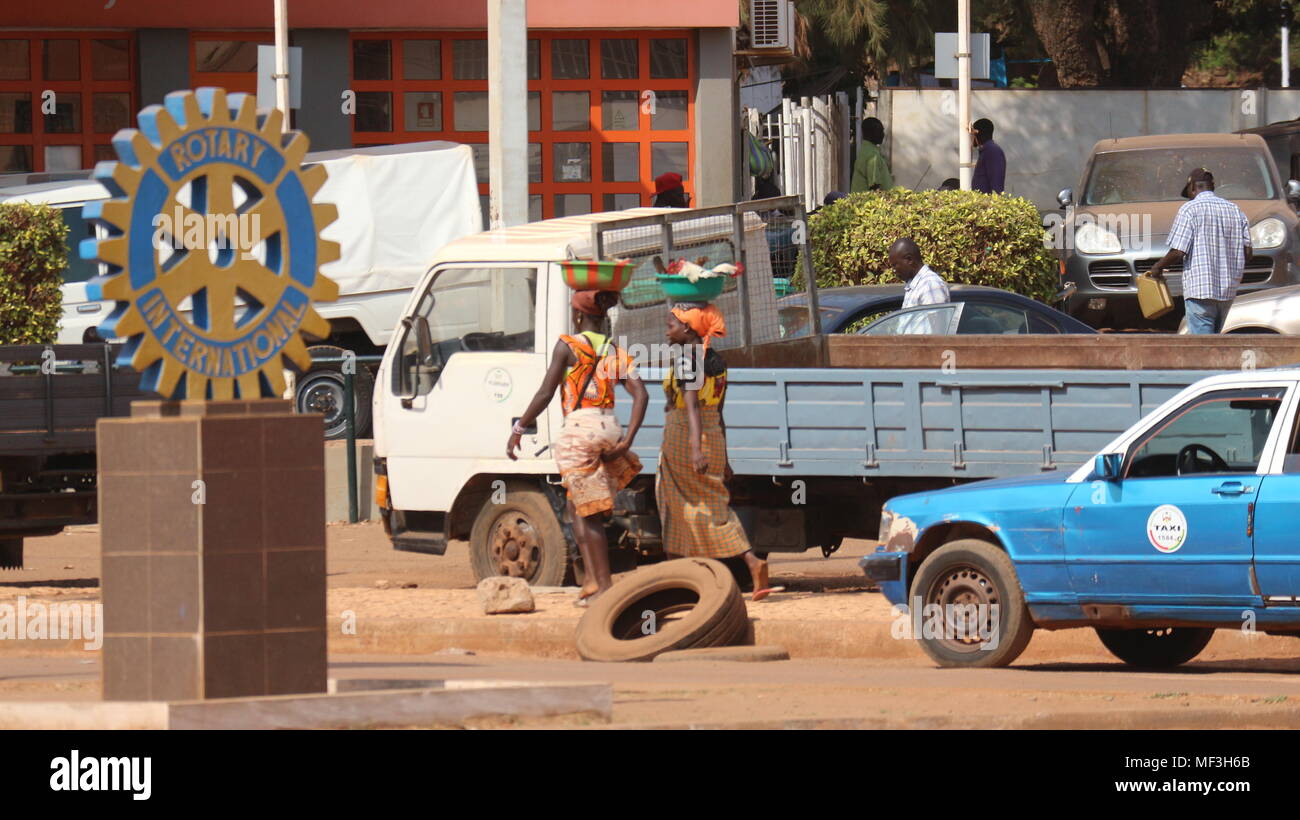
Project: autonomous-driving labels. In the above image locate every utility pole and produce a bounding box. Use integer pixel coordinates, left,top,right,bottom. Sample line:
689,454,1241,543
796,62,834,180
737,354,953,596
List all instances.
1284,2,1293,88
957,0,973,190
274,0,289,132
488,0,529,228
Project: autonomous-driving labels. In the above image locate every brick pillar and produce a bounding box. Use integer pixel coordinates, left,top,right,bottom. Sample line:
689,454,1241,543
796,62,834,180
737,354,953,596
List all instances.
98,399,325,701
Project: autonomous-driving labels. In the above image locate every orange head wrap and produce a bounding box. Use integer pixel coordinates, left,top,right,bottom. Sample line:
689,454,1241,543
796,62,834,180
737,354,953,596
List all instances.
571,289,605,316
670,303,727,352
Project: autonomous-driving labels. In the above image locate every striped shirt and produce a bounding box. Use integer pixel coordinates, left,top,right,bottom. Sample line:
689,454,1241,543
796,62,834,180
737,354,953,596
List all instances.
1166,190,1251,301
902,265,950,308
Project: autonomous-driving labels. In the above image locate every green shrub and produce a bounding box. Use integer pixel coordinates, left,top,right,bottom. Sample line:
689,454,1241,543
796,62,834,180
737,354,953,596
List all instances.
806,189,1058,303
0,202,67,345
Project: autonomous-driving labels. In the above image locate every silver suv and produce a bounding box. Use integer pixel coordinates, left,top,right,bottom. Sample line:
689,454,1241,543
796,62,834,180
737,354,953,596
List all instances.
1056,133,1300,329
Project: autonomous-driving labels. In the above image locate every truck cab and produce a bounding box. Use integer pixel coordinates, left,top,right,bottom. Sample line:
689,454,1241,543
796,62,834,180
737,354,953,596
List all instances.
372,206,785,586
864,367,1300,669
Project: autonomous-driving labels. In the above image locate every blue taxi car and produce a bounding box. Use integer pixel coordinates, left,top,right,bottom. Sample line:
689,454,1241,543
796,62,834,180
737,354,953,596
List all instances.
861,369,1300,669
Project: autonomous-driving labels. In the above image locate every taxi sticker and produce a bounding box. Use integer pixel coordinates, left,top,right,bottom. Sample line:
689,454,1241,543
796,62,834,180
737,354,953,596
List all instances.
1147,504,1188,553
485,368,513,402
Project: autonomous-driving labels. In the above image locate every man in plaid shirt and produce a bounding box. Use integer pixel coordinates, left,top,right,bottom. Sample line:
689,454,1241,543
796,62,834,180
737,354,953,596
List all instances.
890,238,951,333
1148,168,1252,334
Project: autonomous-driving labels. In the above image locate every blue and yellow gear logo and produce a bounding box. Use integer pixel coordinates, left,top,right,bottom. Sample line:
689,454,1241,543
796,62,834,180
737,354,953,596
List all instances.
84,87,339,399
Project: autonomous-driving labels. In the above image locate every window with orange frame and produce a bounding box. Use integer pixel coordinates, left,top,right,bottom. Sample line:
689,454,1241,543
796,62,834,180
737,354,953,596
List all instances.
349,30,695,221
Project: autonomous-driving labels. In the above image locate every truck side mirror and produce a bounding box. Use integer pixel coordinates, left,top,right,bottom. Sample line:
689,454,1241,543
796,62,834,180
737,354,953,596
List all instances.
1094,452,1122,482
401,316,437,407
1057,188,1074,209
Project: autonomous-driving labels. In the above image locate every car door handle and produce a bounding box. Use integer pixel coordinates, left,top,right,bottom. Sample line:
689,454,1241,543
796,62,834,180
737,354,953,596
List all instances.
76,304,102,314
1211,481,1252,495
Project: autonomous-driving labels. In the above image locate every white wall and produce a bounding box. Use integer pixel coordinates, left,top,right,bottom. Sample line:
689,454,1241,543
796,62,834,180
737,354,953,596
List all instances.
879,88,1300,211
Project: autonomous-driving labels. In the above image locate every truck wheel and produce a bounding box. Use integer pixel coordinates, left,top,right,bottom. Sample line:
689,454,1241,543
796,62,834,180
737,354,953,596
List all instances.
1095,626,1214,669
909,539,1035,668
296,345,373,440
468,485,570,587
0,538,21,570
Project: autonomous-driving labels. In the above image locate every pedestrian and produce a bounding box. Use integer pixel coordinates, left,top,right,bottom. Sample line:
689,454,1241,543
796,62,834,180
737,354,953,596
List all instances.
889,238,949,307
850,117,894,193
889,238,950,334
970,118,1006,194
659,297,773,601
753,174,782,200
506,289,649,604
1147,168,1252,334
653,172,690,208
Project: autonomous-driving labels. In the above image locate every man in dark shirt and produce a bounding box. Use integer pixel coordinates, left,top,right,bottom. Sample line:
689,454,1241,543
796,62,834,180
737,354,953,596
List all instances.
970,118,1006,194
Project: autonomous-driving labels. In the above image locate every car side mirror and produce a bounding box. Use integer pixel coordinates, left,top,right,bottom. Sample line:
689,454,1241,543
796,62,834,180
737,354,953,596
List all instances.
1094,452,1122,482
1287,179,1300,205
1057,187,1074,209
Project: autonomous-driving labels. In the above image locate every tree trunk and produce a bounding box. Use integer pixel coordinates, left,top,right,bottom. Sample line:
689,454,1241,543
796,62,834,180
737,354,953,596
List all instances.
1026,0,1106,87
1103,0,1211,87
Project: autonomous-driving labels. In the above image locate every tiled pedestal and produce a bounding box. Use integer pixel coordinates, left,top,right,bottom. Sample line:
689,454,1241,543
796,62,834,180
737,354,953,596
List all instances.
97,399,326,700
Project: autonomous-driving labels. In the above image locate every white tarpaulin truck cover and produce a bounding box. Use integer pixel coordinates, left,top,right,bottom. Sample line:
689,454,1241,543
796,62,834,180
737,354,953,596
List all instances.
311,141,482,297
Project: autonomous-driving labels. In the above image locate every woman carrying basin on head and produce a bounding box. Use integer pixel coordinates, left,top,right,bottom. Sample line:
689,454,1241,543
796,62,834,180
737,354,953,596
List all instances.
659,293,773,601
507,289,648,604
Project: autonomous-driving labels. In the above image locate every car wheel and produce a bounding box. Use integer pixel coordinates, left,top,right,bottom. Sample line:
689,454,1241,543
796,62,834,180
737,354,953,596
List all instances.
909,539,1035,668
295,345,373,439
1094,626,1214,668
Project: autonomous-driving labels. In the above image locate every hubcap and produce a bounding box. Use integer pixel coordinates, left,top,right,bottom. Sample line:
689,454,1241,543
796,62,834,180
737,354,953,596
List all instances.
301,380,343,426
490,514,541,579
927,564,1002,654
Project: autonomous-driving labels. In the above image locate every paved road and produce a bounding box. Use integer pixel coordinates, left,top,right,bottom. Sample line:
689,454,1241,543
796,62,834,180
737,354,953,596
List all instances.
9,651,1300,728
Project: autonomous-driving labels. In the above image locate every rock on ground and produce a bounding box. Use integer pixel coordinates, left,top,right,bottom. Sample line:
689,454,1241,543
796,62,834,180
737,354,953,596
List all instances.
476,576,535,614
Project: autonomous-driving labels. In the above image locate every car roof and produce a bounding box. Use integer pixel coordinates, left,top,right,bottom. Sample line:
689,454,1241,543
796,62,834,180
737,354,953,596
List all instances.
1090,132,1267,152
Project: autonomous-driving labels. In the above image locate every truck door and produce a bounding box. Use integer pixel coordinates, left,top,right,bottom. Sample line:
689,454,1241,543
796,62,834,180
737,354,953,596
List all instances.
382,264,547,511
1250,384,1300,598
1064,386,1287,608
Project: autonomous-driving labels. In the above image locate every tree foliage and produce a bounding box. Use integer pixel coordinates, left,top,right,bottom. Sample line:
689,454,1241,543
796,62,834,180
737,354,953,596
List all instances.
0,203,67,345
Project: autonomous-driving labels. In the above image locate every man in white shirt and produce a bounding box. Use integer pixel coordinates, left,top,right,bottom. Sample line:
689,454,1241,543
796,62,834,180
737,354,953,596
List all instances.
891,238,950,307
889,238,950,334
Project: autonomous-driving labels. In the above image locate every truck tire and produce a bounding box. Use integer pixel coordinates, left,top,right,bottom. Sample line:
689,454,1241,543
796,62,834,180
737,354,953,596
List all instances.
1095,626,1214,669
295,345,373,440
468,485,570,587
575,558,748,662
909,539,1035,668
0,538,21,570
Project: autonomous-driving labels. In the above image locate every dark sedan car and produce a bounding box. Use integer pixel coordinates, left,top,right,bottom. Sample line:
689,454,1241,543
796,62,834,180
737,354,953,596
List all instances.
777,284,1098,337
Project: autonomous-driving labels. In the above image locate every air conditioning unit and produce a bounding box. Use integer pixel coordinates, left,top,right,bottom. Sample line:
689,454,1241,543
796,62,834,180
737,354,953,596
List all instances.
749,0,795,51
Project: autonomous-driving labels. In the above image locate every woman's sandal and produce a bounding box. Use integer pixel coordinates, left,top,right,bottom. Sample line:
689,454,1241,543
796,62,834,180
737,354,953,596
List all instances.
575,584,601,608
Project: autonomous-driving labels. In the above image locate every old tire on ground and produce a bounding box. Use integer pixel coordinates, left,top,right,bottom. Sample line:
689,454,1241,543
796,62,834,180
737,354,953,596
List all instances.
296,345,374,440
653,645,789,663
576,558,748,662
909,538,1035,669
0,538,21,570
1095,626,1215,669
469,485,569,587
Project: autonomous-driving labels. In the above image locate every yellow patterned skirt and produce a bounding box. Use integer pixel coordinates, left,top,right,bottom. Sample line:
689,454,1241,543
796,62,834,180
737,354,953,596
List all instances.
656,406,751,558
553,408,642,518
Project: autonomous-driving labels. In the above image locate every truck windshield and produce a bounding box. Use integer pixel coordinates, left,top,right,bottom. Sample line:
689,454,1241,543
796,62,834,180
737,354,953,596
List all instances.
1083,148,1276,204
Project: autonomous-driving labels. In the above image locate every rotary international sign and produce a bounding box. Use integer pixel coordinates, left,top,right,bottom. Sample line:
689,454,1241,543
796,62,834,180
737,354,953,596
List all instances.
84,87,339,400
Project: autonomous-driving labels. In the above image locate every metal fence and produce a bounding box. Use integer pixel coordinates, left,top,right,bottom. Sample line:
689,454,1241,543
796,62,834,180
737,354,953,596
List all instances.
745,93,855,211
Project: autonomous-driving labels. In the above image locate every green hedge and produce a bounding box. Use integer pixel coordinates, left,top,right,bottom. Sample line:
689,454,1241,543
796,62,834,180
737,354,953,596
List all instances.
0,202,67,345
807,189,1057,302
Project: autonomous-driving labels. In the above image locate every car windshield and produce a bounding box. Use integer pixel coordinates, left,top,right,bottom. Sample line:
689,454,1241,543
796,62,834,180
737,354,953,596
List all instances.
1083,147,1276,204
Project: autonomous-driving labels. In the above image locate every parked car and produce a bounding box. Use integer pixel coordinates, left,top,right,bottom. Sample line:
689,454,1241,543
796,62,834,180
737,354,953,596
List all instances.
1177,283,1300,334
1057,133,1300,330
862,367,1300,669
778,284,1096,337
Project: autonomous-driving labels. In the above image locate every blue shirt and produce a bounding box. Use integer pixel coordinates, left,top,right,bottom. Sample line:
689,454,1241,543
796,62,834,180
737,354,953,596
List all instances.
1166,190,1251,301
972,140,1006,194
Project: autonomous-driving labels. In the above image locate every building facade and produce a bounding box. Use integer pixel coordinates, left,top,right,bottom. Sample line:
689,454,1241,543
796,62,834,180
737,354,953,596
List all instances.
0,0,742,218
